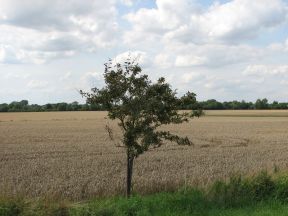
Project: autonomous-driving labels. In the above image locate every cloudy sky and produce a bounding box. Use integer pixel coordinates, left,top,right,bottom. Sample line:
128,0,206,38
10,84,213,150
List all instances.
0,0,288,104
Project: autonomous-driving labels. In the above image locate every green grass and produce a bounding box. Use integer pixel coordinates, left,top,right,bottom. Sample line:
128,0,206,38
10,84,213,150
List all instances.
3,171,288,216
70,192,288,216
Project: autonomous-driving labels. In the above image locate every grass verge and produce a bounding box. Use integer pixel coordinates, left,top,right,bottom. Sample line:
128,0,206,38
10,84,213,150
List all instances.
2,171,288,215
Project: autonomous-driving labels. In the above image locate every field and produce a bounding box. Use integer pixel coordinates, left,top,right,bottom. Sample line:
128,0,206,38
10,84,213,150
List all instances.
1,110,288,200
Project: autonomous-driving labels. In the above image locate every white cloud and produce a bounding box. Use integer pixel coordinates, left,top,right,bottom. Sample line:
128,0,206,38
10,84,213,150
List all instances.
180,72,204,84
0,0,118,64
0,47,5,62
120,0,134,6
280,80,288,85
123,0,198,44
285,38,288,51
203,77,245,92
0,0,117,30
155,43,265,69
243,65,288,76
154,53,173,68
5,72,30,79
0,41,77,64
125,0,288,45
60,72,72,81
191,0,287,42
79,71,104,90
27,80,49,89
113,51,151,67
0,44,20,64
175,55,207,67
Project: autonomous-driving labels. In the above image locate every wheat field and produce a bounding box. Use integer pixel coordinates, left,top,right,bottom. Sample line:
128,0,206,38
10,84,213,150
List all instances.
1,110,288,200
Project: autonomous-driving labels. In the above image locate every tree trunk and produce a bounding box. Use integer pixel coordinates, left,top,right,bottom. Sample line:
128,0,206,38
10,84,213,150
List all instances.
126,153,134,198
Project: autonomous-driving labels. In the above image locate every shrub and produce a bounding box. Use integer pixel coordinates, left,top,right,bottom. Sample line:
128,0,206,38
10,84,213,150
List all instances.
208,174,252,207
250,171,275,201
275,174,288,202
0,199,24,216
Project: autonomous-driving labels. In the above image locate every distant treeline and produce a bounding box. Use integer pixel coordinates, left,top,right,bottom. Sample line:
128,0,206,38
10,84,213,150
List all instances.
0,100,104,112
0,98,287,112
197,98,288,110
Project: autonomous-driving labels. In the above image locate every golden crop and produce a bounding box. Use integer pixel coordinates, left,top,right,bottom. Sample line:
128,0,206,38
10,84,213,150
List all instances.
1,110,288,200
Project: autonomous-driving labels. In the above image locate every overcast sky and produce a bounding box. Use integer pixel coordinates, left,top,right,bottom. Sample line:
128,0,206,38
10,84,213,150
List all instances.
0,0,288,104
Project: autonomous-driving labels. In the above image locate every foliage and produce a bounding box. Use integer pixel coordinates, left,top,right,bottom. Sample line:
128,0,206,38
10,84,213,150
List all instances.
0,101,104,112
80,59,202,196
251,171,275,200
255,98,269,109
199,98,288,110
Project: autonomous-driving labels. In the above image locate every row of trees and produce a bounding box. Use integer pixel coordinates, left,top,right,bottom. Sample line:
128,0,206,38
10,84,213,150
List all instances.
196,99,288,110
0,100,104,112
167,98,288,110
0,98,287,112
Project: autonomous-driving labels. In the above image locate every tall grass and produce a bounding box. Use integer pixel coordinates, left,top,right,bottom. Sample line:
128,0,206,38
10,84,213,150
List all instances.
2,171,288,215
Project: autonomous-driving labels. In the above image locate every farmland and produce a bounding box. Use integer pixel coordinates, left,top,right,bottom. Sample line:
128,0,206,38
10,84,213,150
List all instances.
1,110,288,200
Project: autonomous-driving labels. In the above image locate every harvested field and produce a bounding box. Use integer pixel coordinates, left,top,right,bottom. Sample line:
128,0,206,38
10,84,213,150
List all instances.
1,110,288,200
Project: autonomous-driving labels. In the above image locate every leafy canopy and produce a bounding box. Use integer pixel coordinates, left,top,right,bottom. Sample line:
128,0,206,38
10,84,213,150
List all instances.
81,59,201,158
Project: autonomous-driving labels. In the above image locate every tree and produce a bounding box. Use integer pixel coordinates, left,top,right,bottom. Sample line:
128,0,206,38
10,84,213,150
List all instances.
57,103,68,111
70,101,80,111
271,101,279,109
200,99,223,110
179,91,202,111
0,103,8,112
80,59,202,197
255,98,269,109
45,103,53,111
19,100,28,107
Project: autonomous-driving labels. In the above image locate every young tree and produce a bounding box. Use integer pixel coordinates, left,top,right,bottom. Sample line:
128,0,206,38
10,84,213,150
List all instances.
80,59,202,197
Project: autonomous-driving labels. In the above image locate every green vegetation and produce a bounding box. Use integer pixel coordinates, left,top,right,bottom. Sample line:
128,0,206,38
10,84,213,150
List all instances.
1,98,287,112
197,98,288,110
0,100,105,112
3,172,288,215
